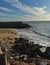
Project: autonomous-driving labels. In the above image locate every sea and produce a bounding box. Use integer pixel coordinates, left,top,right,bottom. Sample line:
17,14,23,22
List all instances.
17,21,50,47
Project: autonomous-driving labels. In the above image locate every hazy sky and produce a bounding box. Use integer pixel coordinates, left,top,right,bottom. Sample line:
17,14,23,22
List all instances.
0,0,50,21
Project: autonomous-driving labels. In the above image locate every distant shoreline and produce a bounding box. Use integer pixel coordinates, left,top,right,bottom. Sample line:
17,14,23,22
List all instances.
0,22,31,28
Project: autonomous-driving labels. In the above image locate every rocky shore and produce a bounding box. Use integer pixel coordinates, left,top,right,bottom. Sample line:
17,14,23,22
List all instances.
0,28,50,65
8,37,50,65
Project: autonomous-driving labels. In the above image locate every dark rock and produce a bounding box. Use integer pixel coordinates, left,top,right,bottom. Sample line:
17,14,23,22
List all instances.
0,22,31,28
11,38,39,58
0,54,7,65
38,47,50,60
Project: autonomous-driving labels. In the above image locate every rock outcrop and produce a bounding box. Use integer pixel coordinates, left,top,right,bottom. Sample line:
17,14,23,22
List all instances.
0,22,31,28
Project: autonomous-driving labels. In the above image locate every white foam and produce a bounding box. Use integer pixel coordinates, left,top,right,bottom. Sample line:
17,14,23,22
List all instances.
17,29,50,47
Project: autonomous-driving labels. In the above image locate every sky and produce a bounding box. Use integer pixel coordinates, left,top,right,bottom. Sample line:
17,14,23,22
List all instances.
0,0,50,21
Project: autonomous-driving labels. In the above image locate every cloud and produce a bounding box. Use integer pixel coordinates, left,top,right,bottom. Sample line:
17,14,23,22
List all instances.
0,12,17,17
0,7,14,12
5,0,47,17
3,0,50,21
0,12,26,18
33,6,47,16
5,0,19,3
12,3,47,17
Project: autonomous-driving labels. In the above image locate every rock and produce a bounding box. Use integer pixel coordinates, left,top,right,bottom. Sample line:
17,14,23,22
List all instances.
0,22,31,28
39,46,47,53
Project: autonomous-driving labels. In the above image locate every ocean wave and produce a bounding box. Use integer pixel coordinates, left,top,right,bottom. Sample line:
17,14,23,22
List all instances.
17,29,50,47
30,28,50,38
